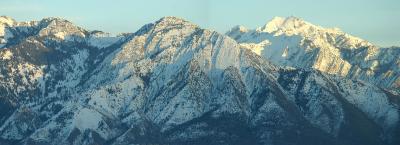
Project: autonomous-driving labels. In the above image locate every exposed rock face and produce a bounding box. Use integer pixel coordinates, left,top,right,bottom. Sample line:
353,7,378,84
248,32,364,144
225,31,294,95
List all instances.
0,16,399,145
227,16,400,92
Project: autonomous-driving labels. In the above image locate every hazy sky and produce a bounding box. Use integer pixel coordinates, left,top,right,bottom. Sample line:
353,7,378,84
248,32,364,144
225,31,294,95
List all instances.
1,0,399,46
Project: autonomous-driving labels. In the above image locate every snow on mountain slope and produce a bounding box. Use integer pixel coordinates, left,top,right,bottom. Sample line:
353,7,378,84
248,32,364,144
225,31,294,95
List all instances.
88,31,124,49
0,16,399,145
0,16,16,48
227,16,400,92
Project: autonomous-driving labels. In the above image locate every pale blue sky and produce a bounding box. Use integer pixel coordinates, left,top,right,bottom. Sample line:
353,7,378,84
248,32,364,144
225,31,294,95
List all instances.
0,0,399,46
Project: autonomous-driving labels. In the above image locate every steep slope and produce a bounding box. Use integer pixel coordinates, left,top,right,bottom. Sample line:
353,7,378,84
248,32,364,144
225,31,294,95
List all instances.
0,16,399,145
227,16,400,92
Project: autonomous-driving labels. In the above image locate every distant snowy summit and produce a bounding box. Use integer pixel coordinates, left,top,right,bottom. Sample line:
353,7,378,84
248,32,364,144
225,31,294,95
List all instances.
227,16,400,92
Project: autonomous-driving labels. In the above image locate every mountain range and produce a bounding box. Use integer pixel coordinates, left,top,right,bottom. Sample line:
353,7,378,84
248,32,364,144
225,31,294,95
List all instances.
227,16,400,92
0,16,399,145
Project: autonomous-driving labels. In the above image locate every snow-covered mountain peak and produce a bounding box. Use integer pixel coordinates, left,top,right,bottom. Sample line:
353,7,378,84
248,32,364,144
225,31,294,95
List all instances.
37,17,78,30
256,16,371,48
0,16,16,26
228,16,373,51
36,17,87,40
118,16,244,71
39,17,70,23
257,16,315,33
156,16,191,24
152,16,198,31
